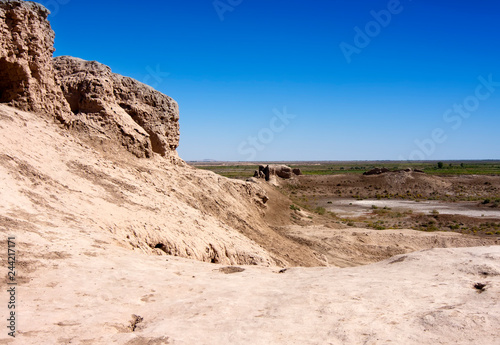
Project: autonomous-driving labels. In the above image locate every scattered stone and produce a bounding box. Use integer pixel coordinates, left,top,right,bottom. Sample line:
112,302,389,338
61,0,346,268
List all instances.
128,314,143,332
219,267,245,274
473,282,487,292
259,194,269,204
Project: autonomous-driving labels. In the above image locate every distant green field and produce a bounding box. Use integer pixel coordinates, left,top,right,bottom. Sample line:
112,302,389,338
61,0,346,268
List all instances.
190,161,500,179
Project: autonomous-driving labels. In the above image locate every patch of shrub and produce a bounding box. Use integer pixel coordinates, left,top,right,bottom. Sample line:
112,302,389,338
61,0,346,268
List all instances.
314,207,326,215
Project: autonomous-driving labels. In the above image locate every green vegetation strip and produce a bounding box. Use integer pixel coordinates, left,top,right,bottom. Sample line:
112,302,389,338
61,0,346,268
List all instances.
191,161,500,179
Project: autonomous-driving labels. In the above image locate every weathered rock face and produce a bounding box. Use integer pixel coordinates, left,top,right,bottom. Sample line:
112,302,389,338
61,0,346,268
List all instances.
0,1,180,159
53,56,180,158
255,164,299,181
0,0,70,118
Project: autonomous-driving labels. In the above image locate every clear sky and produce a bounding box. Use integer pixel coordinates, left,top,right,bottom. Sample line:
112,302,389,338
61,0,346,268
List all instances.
43,0,500,161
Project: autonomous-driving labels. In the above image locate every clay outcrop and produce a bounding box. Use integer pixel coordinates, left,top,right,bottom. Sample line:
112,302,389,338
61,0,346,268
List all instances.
0,1,180,159
53,56,180,158
0,0,70,117
254,164,301,181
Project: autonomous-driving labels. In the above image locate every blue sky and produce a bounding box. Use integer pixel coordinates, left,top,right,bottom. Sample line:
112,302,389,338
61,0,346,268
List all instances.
44,0,500,161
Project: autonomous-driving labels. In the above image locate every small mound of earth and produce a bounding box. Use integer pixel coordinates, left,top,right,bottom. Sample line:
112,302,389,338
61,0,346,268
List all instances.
363,167,424,175
219,266,246,274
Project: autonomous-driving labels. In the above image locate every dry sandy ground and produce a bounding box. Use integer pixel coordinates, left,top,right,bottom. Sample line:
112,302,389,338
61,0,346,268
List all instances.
292,173,500,202
281,225,497,268
0,227,499,344
1,104,499,344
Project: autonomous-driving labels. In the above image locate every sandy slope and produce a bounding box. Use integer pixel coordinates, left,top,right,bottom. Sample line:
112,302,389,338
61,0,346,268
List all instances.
0,224,499,344
0,104,324,267
1,103,499,344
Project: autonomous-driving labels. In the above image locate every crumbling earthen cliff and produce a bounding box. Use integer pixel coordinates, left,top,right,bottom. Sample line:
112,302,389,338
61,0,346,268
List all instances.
0,0,180,159
53,56,180,158
0,0,327,267
0,0,70,117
